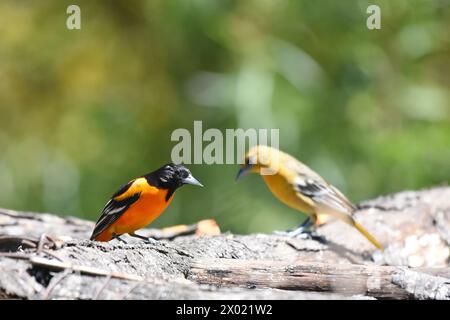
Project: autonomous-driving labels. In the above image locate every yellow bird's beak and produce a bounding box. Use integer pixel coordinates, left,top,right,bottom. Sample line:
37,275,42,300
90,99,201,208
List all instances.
235,164,253,181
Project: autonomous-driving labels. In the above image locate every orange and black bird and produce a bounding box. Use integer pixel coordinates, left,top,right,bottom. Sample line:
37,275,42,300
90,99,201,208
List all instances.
90,163,203,242
236,145,383,250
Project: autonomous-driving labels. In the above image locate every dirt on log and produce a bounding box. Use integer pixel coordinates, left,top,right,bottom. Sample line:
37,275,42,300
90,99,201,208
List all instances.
0,186,449,300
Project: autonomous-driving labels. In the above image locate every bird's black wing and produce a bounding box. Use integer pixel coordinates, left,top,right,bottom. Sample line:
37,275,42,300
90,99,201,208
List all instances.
90,180,141,240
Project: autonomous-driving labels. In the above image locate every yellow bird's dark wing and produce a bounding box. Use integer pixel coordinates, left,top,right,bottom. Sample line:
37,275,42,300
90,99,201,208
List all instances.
90,180,141,240
280,157,354,215
294,175,356,215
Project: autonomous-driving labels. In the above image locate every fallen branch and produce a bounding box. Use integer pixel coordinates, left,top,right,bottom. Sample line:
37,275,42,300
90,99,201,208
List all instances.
30,256,145,282
189,259,450,299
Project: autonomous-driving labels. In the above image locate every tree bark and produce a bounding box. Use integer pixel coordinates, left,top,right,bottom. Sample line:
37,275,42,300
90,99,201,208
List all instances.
0,186,449,300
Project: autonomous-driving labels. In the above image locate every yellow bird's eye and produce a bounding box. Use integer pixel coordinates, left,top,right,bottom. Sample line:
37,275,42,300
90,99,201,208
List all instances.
248,155,257,165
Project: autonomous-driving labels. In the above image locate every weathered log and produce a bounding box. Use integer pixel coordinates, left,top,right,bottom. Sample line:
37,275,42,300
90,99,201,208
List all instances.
0,186,449,300
189,259,450,299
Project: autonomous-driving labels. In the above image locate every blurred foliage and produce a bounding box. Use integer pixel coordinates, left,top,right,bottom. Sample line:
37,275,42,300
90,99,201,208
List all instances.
0,0,449,234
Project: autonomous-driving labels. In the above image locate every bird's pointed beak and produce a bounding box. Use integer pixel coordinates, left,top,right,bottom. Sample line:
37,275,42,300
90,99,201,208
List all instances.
182,174,203,187
235,165,252,182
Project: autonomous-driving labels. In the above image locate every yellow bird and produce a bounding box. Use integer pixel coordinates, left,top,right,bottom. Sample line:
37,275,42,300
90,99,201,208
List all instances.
236,145,383,250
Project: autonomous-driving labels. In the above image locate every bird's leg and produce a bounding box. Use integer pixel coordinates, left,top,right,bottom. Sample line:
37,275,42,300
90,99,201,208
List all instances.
129,232,159,244
289,217,316,237
274,217,317,238
112,233,128,244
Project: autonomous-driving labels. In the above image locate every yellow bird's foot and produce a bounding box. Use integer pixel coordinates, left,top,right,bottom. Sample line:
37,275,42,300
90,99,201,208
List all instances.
274,217,316,238
274,229,326,245
274,229,315,239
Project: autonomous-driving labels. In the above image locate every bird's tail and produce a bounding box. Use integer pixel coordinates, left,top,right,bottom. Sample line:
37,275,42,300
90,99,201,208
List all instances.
353,221,384,251
317,207,384,251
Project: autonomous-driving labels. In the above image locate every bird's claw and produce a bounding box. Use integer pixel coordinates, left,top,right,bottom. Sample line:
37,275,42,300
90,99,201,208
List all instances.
274,229,314,239
143,237,159,245
128,232,160,244
112,233,128,244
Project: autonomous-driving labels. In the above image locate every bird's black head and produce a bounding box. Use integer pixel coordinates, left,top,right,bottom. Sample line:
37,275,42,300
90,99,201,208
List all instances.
145,163,203,201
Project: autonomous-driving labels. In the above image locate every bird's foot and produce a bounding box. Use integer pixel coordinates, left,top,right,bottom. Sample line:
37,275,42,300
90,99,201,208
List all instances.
274,228,315,239
143,237,159,245
274,217,319,239
112,233,128,244
129,233,160,245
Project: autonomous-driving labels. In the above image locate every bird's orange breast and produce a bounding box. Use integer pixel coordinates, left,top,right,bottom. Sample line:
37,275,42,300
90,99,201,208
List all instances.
109,184,173,235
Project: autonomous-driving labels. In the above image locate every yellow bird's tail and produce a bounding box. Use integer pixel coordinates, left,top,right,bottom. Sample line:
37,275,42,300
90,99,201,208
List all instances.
317,209,383,251
353,221,384,251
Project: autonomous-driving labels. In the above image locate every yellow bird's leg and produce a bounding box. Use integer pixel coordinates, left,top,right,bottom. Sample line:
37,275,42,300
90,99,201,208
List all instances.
274,214,318,238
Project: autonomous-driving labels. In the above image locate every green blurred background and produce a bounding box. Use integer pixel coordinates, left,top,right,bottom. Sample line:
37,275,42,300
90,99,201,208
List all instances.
0,0,449,234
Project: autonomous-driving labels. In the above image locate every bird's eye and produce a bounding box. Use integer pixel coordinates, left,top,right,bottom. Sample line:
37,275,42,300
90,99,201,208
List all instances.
179,169,189,179
247,155,257,165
